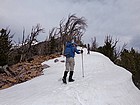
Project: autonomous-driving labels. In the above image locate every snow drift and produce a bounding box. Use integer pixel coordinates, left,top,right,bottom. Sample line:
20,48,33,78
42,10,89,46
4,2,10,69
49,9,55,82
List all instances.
0,48,140,105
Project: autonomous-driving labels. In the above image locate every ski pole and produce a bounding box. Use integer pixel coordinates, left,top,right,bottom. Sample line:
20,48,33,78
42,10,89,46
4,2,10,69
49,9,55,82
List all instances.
81,50,84,77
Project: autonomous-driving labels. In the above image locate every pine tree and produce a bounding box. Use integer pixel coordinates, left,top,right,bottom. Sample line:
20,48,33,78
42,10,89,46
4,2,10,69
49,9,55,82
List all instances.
97,36,118,62
0,29,13,66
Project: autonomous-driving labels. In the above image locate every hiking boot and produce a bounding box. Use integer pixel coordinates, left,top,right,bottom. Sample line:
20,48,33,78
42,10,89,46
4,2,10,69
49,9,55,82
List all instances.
62,71,68,84
69,78,75,82
68,71,75,82
62,78,67,84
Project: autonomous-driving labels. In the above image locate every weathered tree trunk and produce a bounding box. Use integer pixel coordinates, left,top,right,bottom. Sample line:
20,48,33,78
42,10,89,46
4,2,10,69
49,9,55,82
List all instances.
0,65,15,76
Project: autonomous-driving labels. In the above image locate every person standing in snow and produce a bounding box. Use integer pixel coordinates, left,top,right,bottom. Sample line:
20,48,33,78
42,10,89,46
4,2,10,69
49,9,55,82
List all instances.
87,43,90,54
62,41,83,84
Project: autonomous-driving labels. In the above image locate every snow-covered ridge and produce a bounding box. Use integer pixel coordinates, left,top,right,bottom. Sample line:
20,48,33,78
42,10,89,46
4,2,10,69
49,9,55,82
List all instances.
0,48,140,105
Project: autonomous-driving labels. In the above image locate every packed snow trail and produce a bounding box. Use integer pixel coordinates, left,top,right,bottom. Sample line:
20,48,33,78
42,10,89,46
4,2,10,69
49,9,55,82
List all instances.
0,48,140,105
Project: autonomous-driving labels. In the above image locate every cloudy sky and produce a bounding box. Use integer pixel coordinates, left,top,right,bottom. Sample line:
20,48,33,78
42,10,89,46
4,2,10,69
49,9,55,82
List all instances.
0,0,140,50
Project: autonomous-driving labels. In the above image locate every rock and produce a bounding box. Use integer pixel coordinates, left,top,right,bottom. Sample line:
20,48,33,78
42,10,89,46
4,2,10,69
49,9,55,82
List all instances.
54,59,59,63
42,64,50,69
2,84,11,89
0,82,5,88
7,77,17,83
60,60,65,63
0,54,60,90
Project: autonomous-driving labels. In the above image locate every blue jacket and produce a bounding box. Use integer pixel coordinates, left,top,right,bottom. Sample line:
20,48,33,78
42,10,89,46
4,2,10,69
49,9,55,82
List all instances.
64,42,80,58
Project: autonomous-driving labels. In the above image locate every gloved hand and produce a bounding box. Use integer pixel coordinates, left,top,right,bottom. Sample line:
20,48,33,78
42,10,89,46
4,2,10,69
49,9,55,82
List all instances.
81,50,83,54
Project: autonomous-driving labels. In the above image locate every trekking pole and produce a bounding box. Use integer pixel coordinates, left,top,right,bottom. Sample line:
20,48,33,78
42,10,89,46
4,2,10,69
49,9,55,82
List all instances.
81,49,84,77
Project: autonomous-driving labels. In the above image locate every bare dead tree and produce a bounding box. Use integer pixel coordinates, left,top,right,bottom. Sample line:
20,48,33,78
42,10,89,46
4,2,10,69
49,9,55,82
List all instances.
115,43,127,59
102,35,128,62
91,37,98,51
19,24,44,61
46,27,60,54
48,27,59,41
104,35,119,48
59,14,87,45
57,14,87,54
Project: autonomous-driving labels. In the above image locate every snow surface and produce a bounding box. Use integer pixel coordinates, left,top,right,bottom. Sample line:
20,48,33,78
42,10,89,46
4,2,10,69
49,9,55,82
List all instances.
0,48,140,105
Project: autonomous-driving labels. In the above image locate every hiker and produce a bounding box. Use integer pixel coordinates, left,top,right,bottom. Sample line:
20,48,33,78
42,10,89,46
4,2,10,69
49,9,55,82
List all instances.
87,43,90,54
62,41,83,84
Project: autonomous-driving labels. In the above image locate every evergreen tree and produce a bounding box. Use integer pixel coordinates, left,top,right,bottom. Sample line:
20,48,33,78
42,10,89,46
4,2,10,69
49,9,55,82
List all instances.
0,29,13,66
97,36,118,62
120,48,140,77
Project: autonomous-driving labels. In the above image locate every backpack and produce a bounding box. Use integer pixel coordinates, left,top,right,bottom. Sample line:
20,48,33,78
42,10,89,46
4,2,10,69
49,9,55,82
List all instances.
64,46,71,58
